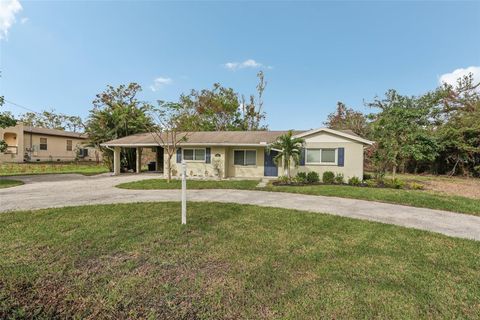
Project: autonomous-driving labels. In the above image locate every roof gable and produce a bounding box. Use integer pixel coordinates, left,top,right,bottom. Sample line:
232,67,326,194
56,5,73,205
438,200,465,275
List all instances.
293,128,373,145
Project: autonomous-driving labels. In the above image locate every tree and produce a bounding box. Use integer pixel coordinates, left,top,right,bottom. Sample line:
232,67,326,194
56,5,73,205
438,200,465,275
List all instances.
432,73,480,176
240,71,268,130
367,90,438,177
148,101,193,182
170,72,268,131
268,130,305,179
325,101,369,137
85,83,155,171
19,109,84,132
0,73,17,152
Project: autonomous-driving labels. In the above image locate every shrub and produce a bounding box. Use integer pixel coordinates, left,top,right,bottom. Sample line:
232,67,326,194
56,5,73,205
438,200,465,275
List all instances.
384,178,404,189
363,173,372,181
334,173,344,184
277,175,291,184
322,171,335,184
408,182,424,190
365,179,377,188
348,176,361,186
295,172,308,184
307,171,320,184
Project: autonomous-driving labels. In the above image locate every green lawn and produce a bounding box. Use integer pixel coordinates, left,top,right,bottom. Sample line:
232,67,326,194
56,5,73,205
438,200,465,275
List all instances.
0,179,23,189
117,178,260,190
264,183,480,216
0,202,479,319
116,178,480,216
0,162,109,176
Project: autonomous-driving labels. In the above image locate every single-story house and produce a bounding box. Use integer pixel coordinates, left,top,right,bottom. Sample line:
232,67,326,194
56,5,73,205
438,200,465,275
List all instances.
101,128,373,179
0,123,99,163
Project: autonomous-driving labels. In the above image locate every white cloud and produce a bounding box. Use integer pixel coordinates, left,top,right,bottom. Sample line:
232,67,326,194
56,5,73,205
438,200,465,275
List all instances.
224,59,272,71
0,0,22,40
149,77,172,91
20,17,28,24
439,66,480,87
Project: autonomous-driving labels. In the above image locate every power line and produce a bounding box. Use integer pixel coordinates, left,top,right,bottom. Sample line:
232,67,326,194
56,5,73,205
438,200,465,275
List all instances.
3,99,42,114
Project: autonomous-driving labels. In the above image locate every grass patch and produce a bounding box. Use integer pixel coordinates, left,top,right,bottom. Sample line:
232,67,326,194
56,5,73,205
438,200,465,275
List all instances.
117,178,259,190
0,179,23,189
0,162,109,176
264,183,480,216
1,202,479,319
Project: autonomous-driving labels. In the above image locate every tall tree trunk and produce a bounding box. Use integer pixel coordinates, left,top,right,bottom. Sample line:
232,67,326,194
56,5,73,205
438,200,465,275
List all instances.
392,165,397,178
167,154,172,183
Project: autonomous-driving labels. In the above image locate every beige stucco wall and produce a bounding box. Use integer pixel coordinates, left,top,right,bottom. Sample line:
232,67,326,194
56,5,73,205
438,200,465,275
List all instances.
159,131,365,180
0,123,99,163
0,124,24,163
165,146,228,178
289,131,365,180
226,146,265,178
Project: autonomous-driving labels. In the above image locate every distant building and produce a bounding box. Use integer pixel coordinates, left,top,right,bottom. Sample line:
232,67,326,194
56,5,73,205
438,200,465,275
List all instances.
0,123,100,163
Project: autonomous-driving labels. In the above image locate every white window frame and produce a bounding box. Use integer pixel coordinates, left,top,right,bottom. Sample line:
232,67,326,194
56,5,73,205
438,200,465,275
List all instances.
305,148,337,165
233,149,257,166
182,148,206,162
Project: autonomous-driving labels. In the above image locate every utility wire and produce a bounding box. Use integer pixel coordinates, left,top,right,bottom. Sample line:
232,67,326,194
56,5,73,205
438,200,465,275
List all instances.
3,99,43,115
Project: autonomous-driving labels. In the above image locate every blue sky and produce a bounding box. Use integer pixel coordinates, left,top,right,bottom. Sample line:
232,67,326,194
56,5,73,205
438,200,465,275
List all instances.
1,1,479,130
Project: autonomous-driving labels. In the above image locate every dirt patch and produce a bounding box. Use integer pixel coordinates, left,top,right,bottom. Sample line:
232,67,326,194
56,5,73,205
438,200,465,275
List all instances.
420,178,480,199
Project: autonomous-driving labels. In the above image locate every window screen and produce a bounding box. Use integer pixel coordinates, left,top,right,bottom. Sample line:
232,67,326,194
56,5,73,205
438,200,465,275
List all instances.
66,140,73,151
245,150,256,165
40,138,47,150
194,149,205,161
183,149,194,160
306,149,320,163
234,150,244,165
321,149,336,163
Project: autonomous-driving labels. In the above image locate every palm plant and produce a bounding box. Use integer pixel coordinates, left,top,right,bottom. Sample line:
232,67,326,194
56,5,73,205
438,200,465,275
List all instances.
268,130,305,179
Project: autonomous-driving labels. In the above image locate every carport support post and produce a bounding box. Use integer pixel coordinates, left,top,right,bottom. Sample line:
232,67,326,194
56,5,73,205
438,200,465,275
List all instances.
113,146,121,175
136,147,142,174
181,160,187,225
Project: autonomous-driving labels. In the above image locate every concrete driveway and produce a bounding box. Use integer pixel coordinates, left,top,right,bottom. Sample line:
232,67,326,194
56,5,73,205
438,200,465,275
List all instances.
1,173,479,241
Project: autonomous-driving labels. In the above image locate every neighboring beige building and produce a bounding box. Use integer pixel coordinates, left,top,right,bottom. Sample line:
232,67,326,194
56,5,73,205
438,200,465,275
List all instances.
102,128,373,179
0,123,99,163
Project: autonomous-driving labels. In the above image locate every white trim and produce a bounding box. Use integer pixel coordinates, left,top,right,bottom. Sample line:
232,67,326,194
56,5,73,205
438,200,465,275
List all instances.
182,148,206,162
305,148,338,165
233,149,257,166
294,127,373,145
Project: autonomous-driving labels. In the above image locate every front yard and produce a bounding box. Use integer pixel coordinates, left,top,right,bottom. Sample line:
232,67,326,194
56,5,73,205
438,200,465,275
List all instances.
1,202,479,319
116,178,480,216
0,162,109,176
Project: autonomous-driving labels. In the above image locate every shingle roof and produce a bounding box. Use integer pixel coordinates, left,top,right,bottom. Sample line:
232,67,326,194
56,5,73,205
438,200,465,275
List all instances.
23,127,88,139
101,129,370,147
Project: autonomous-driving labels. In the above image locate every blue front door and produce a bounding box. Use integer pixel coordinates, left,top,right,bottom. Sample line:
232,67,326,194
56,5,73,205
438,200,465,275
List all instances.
264,150,279,176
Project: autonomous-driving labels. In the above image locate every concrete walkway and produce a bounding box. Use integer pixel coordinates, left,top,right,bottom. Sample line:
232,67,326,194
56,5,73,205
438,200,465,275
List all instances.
1,174,479,241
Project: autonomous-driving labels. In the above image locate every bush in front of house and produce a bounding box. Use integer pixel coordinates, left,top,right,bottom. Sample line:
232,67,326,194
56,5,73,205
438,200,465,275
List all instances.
322,171,335,184
307,171,320,183
363,173,372,181
384,178,404,189
348,176,362,186
295,172,308,184
334,173,344,184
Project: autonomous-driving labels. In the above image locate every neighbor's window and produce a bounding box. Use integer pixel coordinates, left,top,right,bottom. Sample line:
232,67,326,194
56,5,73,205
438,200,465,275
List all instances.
39,138,47,150
183,148,206,161
66,140,73,151
306,148,336,164
234,150,256,166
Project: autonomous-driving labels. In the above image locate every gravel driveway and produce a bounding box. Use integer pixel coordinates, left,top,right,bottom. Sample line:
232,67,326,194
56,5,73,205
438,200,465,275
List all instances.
1,173,479,241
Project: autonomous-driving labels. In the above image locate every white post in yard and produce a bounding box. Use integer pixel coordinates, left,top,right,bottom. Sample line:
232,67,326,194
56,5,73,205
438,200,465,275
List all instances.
181,160,187,225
